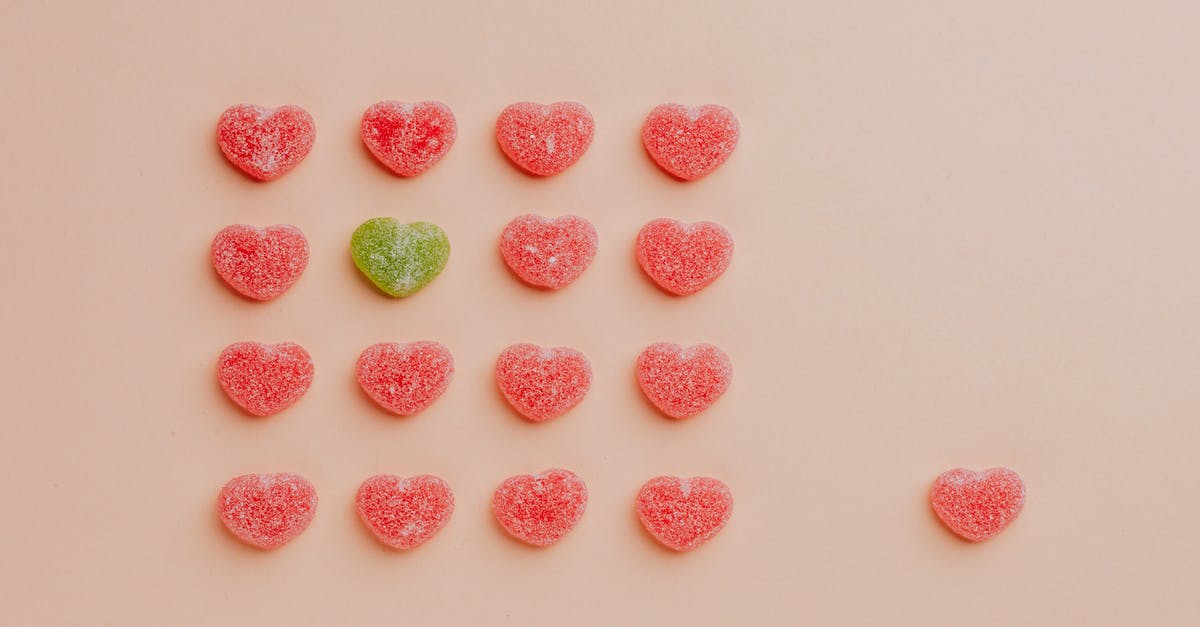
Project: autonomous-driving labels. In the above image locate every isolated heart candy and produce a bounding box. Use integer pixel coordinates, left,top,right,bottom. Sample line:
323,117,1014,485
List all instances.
637,342,732,419
217,341,314,417
361,101,457,176
351,218,450,297
356,474,454,549
637,476,733,551
217,104,315,181
930,467,1025,542
496,343,591,422
356,341,454,416
492,468,587,546
211,224,308,301
495,101,594,176
218,473,317,550
636,219,733,296
642,103,739,181
499,214,597,289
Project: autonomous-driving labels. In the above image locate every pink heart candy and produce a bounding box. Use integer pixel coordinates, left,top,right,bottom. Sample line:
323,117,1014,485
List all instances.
492,469,587,547
217,341,314,417
361,101,457,176
495,343,591,422
495,102,594,176
636,342,732,419
217,473,317,550
217,104,315,181
211,224,308,301
930,467,1025,542
356,474,454,549
356,341,454,416
499,214,597,289
637,476,733,551
636,219,733,296
642,103,739,180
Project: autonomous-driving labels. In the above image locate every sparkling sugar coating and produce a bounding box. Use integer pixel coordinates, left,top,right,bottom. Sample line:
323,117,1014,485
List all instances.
217,341,314,417
211,224,308,301
495,343,592,422
356,341,454,416
361,101,457,176
499,214,597,289
356,474,454,549
636,219,733,296
642,103,739,181
217,104,315,181
637,342,732,419
492,469,587,546
637,476,733,552
218,473,317,550
351,218,450,297
495,102,594,176
930,467,1026,542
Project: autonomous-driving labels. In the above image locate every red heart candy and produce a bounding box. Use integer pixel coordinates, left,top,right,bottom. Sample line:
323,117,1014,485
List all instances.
361,101,457,177
216,104,315,181
499,214,597,290
636,342,732,419
218,473,317,550
930,467,1025,542
495,343,591,422
217,341,314,417
637,476,733,551
211,224,309,301
642,103,739,181
492,469,587,546
495,102,594,176
356,341,454,416
636,219,733,296
356,474,454,550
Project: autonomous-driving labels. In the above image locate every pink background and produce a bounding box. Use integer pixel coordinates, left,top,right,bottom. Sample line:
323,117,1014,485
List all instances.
2,1,1198,624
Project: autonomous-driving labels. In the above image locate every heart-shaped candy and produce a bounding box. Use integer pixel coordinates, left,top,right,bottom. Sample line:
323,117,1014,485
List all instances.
637,476,733,551
492,469,587,546
495,102,594,176
930,467,1025,542
495,343,591,422
636,219,733,296
217,341,314,417
642,103,739,181
356,474,454,549
637,342,731,419
499,214,597,289
361,101,457,177
351,218,450,297
211,224,308,301
218,473,317,550
217,104,315,181
356,341,454,416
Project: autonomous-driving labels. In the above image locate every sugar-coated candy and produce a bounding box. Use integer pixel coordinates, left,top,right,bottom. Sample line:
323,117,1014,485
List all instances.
356,341,454,416
637,342,731,419
642,104,739,181
636,219,733,296
218,341,314,417
356,474,454,550
211,224,308,301
637,476,732,552
499,214,597,290
217,104,315,181
351,218,450,297
361,101,457,177
218,473,317,550
492,469,587,547
495,102,594,176
495,343,591,422
930,467,1025,542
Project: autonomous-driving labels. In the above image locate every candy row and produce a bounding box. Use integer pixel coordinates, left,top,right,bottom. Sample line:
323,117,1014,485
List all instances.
219,341,730,421
218,101,739,182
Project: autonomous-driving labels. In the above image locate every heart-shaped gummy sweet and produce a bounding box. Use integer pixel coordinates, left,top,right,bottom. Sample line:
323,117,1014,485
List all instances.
636,219,733,296
642,103,739,181
492,469,587,546
637,342,731,419
496,343,591,422
930,467,1025,542
356,341,454,416
217,341,314,417
351,218,450,297
361,101,457,177
217,104,315,181
495,102,594,176
356,474,454,549
218,473,317,550
637,476,733,552
499,214,597,290
211,224,309,301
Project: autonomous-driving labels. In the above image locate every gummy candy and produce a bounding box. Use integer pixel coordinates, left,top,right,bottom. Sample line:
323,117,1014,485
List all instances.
217,341,314,417
499,214,597,289
211,224,308,301
218,473,317,549
361,101,456,177
492,469,587,546
495,102,594,176
636,218,733,296
351,218,450,297
642,103,739,181
495,343,591,422
356,474,454,549
356,341,454,416
930,467,1025,542
217,104,315,181
636,342,731,419
636,476,732,551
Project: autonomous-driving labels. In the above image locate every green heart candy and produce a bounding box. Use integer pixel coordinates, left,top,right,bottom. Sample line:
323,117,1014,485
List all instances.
351,218,450,297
